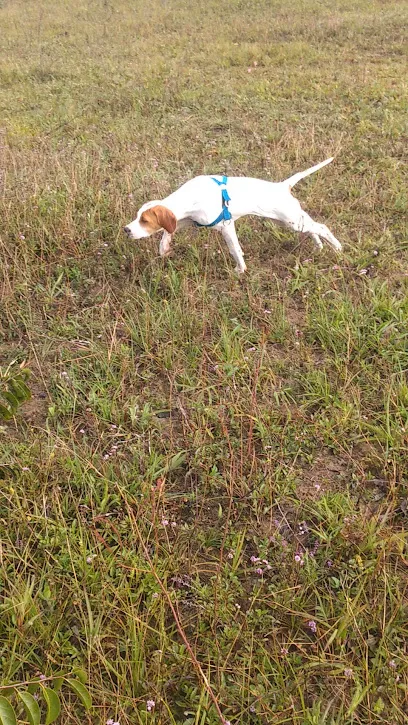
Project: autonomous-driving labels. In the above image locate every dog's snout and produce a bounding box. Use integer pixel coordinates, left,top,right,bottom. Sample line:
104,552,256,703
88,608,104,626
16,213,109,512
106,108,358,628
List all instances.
124,226,131,236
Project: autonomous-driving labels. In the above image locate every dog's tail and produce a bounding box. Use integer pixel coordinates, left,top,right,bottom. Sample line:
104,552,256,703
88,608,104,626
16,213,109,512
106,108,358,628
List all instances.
285,157,334,190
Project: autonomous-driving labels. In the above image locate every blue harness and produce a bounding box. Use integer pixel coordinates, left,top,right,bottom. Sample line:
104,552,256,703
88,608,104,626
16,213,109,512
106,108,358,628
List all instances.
195,175,232,227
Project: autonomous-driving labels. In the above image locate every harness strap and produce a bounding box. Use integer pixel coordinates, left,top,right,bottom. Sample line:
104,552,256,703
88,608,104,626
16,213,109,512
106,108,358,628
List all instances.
195,176,232,227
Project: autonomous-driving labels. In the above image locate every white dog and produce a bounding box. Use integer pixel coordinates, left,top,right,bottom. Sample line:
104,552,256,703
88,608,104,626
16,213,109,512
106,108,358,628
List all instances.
124,158,341,273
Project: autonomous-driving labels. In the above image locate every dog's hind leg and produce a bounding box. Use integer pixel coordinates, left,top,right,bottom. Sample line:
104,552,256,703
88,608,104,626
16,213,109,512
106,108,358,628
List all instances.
302,214,342,252
284,206,342,252
310,233,323,250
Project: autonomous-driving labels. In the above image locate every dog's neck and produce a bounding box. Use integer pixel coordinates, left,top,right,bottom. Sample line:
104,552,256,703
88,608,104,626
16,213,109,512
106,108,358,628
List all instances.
161,192,194,223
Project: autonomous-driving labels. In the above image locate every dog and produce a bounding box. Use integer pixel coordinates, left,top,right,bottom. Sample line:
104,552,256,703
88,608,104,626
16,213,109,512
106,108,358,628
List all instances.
124,157,341,273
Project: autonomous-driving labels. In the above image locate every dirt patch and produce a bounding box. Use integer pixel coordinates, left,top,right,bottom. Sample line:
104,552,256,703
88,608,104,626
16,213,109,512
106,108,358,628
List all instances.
295,451,352,500
20,374,49,427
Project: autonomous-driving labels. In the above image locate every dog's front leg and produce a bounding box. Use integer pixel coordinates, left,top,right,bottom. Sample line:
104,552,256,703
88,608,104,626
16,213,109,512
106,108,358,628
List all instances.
220,223,247,274
159,231,172,257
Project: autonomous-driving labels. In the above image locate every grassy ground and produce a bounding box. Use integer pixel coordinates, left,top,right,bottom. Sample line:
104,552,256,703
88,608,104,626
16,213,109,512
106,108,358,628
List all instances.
1,0,408,723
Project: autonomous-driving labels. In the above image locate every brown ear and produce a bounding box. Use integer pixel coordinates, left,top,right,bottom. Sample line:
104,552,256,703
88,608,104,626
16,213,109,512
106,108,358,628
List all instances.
153,205,177,234
141,205,177,234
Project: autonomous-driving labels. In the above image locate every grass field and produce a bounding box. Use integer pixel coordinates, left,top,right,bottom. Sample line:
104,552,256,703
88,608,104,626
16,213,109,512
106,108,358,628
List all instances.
1,0,408,723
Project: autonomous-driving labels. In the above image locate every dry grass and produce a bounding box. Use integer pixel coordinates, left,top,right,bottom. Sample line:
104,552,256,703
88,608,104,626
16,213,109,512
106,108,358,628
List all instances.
1,0,408,723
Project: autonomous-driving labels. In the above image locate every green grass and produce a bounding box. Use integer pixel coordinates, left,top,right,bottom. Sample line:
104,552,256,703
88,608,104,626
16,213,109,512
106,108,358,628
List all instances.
1,0,408,723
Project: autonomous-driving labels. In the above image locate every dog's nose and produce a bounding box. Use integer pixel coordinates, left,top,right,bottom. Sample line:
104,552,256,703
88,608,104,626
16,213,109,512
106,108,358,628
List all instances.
124,226,131,236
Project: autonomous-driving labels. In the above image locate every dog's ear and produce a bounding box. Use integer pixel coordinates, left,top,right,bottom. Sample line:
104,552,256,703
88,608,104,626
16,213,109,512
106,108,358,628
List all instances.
152,205,177,234
142,205,177,234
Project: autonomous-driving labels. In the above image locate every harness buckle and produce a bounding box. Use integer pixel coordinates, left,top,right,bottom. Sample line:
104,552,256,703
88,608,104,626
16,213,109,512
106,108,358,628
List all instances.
221,188,231,207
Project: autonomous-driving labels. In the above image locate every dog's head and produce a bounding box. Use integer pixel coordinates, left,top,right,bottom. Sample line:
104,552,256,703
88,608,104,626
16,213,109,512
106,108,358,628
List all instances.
124,202,177,239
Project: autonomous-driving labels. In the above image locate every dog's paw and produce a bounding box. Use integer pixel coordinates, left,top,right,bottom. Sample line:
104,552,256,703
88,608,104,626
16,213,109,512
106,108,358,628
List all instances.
235,264,247,275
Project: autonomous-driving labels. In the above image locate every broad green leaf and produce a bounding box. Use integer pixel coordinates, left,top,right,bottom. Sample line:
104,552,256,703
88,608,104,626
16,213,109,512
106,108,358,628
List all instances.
1,392,18,410
17,691,40,725
0,697,17,725
166,451,187,473
71,668,87,684
0,404,13,421
42,687,61,725
9,379,31,402
65,679,92,711
53,678,63,693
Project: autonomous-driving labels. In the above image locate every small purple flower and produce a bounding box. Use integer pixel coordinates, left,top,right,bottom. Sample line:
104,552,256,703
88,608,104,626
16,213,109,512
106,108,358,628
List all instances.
39,674,46,681
308,620,317,633
280,647,288,655
310,540,319,557
22,466,30,471
146,699,155,712
344,668,353,678
250,555,260,563
389,659,397,669
106,720,114,725
227,550,234,559
255,568,263,575
162,518,169,527
326,559,333,568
